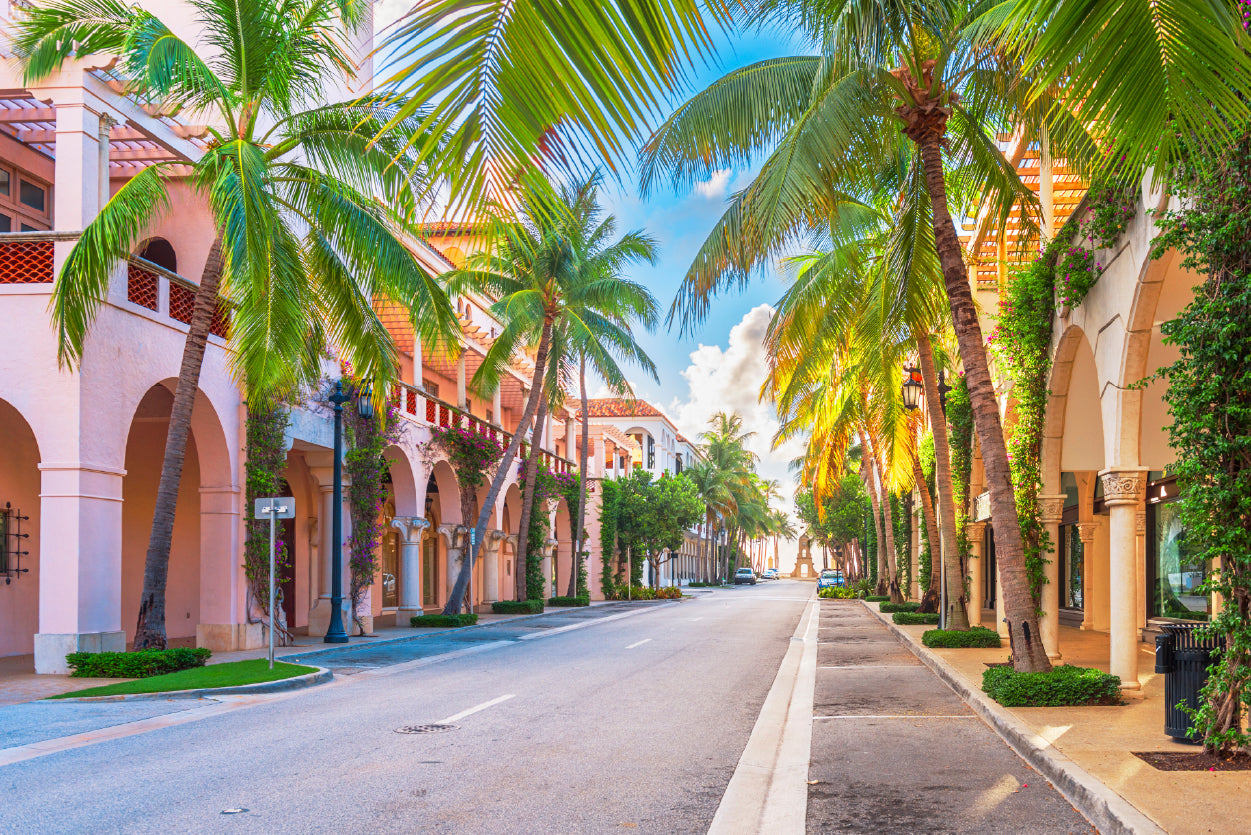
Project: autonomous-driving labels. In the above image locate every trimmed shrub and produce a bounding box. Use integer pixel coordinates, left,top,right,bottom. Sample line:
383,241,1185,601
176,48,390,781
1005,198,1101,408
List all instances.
922,627,1002,648
548,596,590,607
879,602,920,613
865,595,890,603
982,664,1122,707
492,600,544,615
411,613,478,628
656,586,682,600
66,648,211,679
818,586,858,599
688,582,726,588
893,612,940,625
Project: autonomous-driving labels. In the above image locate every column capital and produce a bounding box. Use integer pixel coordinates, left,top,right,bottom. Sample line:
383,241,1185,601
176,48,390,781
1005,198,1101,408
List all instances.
1037,494,1067,525
391,515,430,544
1099,469,1148,506
1076,522,1098,544
966,521,986,540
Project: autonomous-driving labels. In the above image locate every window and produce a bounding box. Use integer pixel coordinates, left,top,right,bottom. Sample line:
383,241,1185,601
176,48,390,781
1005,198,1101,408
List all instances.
1150,496,1206,617
647,435,655,469
486,410,494,423
0,169,10,197
19,179,45,212
0,214,10,233
422,379,439,398
1061,525,1083,609
20,223,36,232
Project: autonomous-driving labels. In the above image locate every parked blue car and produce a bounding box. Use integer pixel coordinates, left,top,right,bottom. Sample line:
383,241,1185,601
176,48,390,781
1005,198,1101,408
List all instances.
817,570,844,590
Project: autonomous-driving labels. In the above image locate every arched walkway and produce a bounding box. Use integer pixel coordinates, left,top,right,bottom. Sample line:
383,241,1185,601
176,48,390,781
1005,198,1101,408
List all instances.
0,398,41,657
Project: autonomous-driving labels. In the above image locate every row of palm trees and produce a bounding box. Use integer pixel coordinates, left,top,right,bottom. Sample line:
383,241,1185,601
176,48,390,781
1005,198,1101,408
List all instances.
686,412,795,582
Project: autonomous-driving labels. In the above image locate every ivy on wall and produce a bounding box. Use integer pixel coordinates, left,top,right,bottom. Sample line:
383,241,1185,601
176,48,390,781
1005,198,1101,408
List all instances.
243,401,291,642
1150,135,1251,754
598,479,620,599
946,375,974,577
344,385,401,635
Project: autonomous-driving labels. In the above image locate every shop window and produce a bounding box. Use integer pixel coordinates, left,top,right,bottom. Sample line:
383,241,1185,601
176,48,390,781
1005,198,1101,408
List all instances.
19,179,45,212
1061,525,1083,608
1150,499,1207,617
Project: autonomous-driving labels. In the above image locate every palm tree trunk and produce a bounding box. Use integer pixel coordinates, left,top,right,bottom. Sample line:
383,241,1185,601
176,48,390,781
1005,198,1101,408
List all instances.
515,398,550,601
916,136,1048,670
568,354,589,597
913,451,941,613
443,318,553,615
133,239,223,650
860,445,887,595
915,331,970,629
878,464,902,604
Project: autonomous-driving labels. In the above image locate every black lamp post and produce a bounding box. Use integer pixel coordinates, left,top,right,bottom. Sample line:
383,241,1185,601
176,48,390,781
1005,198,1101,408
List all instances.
324,379,352,644
901,365,923,411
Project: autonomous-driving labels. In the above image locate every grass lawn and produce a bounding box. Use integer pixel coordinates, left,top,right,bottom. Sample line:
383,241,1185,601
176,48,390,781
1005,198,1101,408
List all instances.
48,659,317,699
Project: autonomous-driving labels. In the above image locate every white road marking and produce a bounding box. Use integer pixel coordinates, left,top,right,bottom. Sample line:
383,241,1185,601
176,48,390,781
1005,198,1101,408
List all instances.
813,714,977,720
438,694,515,724
687,617,704,622
625,639,652,649
518,604,673,641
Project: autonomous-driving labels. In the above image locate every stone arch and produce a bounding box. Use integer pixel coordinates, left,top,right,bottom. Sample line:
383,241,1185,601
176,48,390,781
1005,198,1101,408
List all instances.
383,445,419,517
553,496,574,595
121,380,232,645
136,236,177,272
427,458,462,526
0,397,42,657
1042,325,1106,492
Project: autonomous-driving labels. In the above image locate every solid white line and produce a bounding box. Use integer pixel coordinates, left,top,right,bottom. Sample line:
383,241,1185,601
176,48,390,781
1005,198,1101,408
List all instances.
625,639,652,649
517,604,673,641
709,596,817,835
438,694,515,725
688,617,704,622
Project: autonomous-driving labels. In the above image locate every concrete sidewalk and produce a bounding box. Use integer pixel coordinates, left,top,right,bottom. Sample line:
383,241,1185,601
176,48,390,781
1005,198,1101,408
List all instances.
868,603,1249,835
806,600,1093,833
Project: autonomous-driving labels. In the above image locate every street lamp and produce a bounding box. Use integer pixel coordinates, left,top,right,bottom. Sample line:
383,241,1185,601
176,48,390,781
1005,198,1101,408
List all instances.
901,366,923,410
324,378,368,644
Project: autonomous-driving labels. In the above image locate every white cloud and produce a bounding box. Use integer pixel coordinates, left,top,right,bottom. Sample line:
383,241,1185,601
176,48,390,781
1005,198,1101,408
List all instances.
694,169,732,200
664,305,806,572
374,0,415,31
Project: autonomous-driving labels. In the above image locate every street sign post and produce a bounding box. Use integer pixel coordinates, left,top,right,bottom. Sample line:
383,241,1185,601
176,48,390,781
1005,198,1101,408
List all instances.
254,498,295,669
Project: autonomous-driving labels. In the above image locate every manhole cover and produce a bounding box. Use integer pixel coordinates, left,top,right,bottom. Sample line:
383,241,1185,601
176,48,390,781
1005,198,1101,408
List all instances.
395,723,459,735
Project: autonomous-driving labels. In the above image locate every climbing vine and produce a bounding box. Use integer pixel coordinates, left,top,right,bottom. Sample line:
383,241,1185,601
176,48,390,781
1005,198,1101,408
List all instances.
517,458,557,600
946,375,974,574
344,384,401,635
1150,135,1251,754
599,478,620,598
918,432,936,592
243,400,291,642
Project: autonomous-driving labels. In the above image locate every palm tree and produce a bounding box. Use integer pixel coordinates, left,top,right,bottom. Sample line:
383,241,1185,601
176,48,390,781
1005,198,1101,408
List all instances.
15,0,456,648
442,174,659,610
686,458,733,583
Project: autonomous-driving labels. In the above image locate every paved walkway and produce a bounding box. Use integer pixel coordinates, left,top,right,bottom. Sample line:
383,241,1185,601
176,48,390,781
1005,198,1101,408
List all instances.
806,600,1093,833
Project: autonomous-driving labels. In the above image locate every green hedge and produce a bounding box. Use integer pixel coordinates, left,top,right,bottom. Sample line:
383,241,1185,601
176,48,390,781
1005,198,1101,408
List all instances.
818,586,858,599
66,648,211,679
865,595,889,603
548,596,590,607
922,627,1002,648
879,602,920,613
982,664,1122,707
688,582,727,588
892,612,940,625
410,613,478,628
492,600,544,615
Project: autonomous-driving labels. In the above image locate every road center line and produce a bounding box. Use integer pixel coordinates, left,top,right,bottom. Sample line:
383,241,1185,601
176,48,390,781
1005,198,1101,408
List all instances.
625,639,652,649
439,694,515,724
813,714,978,720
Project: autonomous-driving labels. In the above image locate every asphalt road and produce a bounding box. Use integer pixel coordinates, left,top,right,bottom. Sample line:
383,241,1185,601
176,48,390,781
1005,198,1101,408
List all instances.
0,584,808,835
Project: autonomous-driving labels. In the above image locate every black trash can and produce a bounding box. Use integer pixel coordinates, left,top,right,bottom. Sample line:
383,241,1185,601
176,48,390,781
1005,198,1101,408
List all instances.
1154,622,1224,744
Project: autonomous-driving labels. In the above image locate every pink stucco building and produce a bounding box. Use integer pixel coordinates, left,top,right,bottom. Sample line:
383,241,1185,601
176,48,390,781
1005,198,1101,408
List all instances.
0,1,603,673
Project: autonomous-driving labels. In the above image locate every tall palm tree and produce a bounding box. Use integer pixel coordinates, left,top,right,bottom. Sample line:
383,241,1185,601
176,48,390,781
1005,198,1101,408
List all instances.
15,0,456,648
442,174,659,610
686,458,733,583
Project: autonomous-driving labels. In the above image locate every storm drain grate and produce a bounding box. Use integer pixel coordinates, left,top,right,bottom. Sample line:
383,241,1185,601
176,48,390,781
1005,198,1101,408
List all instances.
395,723,459,735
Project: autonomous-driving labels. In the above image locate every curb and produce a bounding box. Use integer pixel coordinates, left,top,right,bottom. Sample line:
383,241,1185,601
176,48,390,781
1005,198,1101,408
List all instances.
53,667,334,703
863,602,1165,835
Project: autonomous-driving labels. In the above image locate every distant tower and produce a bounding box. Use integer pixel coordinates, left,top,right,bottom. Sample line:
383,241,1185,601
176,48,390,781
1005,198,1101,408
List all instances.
792,532,817,579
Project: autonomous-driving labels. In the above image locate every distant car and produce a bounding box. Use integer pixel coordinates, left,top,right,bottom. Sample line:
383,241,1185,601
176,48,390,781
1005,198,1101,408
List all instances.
817,570,844,590
762,568,779,581
734,567,757,585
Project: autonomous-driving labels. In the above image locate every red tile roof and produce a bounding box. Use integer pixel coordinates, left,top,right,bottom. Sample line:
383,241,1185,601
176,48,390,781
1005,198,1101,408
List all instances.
581,398,664,419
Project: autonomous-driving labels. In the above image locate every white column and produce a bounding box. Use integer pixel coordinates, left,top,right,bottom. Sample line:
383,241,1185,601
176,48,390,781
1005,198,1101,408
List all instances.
52,101,102,292
492,386,501,424
97,113,116,209
307,464,351,637
439,524,462,601
483,530,505,603
456,353,467,409
33,465,126,673
1101,469,1147,691
541,539,556,599
391,516,429,622
966,523,985,629
1077,523,1097,630
413,338,424,389
1038,494,1066,661
565,416,576,461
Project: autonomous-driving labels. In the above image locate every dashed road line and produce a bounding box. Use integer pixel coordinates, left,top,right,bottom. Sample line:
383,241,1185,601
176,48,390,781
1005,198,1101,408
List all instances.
625,639,652,649
439,694,515,724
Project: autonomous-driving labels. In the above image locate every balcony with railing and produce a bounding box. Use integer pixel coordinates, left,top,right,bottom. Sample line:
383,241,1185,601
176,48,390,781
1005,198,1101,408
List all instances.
0,231,230,339
390,381,576,475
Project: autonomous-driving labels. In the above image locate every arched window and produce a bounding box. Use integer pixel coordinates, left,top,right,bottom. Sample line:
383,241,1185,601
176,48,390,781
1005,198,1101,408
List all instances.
137,237,177,273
